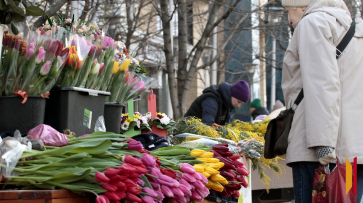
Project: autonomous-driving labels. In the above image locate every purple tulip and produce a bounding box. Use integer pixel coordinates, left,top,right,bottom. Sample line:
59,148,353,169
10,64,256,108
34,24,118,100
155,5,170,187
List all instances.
171,187,184,197
128,141,143,151
141,196,155,203
35,47,46,64
161,185,174,198
149,167,161,177
40,61,52,75
157,179,174,187
150,181,160,190
159,174,174,183
156,191,164,200
175,196,187,203
137,178,144,186
143,187,158,198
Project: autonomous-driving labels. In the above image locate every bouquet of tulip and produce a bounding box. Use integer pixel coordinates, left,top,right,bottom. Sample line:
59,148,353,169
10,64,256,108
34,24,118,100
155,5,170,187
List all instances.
0,131,215,203
0,30,68,98
120,112,152,133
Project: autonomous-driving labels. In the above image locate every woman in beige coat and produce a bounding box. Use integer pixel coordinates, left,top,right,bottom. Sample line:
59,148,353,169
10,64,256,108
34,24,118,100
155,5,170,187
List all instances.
281,0,363,202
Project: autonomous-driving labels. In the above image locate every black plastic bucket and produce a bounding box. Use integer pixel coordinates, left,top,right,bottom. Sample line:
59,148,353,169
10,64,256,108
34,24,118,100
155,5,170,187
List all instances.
44,87,110,137
104,102,125,134
0,96,47,133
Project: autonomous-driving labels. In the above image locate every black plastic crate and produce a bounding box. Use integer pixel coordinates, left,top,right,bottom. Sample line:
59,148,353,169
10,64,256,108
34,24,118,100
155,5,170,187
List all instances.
44,87,110,137
0,96,47,133
104,102,125,134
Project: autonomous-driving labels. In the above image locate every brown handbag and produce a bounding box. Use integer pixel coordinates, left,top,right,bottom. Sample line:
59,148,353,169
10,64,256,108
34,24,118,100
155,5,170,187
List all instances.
264,18,356,159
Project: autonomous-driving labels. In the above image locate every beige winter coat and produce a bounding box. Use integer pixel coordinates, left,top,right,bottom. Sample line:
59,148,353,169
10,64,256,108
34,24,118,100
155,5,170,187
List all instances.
282,0,363,165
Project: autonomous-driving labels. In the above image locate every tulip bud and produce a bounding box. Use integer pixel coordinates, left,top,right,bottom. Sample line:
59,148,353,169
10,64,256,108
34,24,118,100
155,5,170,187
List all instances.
141,196,155,203
178,184,192,196
161,168,177,178
125,192,142,202
102,182,118,192
191,172,202,180
128,141,144,151
143,187,158,198
95,171,110,182
134,166,148,175
91,63,101,74
89,45,96,56
127,185,141,195
182,173,196,183
233,191,240,199
190,149,205,157
196,158,220,163
118,163,137,174
201,171,211,178
99,63,105,74
150,181,160,190
212,144,229,152
199,173,208,184
123,178,137,187
179,163,196,174
141,154,156,167
237,166,250,177
35,47,46,64
158,178,174,187
179,178,192,190
105,168,122,178
123,154,143,166
120,59,131,71
201,152,214,158
96,195,110,203
104,191,121,201
230,154,241,160
159,174,174,182
191,191,202,200
171,187,184,197
161,185,174,197
205,167,219,175
240,176,248,188
137,178,145,186
193,165,205,173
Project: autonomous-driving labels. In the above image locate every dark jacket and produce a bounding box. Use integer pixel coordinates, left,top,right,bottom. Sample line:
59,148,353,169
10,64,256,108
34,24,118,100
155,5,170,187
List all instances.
184,82,234,126
251,107,270,120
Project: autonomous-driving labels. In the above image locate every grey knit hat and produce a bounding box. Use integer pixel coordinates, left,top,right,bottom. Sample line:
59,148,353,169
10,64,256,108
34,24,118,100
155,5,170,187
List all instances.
281,0,313,7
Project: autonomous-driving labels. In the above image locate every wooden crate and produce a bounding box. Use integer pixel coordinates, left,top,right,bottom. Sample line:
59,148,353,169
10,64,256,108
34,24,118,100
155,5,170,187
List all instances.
0,190,90,203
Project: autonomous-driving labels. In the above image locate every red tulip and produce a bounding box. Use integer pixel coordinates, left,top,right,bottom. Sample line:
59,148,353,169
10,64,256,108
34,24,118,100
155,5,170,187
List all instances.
113,181,126,190
161,168,177,178
105,168,122,178
125,192,142,202
138,149,151,154
127,185,141,195
233,160,244,167
96,195,110,203
115,191,126,199
104,191,121,201
240,176,248,188
101,183,117,192
129,173,140,179
124,178,137,187
123,154,143,166
225,183,242,191
233,191,240,199
212,144,229,152
95,171,110,182
134,166,148,174
118,163,137,173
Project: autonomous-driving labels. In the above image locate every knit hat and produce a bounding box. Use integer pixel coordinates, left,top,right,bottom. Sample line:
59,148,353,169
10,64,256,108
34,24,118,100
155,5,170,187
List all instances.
281,0,313,7
231,80,250,103
250,98,262,109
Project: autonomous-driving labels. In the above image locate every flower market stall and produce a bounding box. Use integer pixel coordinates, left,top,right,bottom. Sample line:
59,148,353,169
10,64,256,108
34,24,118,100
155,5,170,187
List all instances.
0,12,284,203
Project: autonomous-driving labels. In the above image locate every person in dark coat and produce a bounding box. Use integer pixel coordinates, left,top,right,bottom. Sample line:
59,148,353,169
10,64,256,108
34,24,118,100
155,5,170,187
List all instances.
249,98,270,120
184,80,250,126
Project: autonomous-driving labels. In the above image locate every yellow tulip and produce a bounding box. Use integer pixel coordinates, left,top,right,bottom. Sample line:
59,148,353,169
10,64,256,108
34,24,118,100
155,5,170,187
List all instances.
201,152,214,158
120,59,131,72
211,174,228,185
205,167,219,175
190,149,205,157
112,61,120,74
201,171,211,178
208,163,222,170
193,165,205,173
210,181,224,192
196,158,220,163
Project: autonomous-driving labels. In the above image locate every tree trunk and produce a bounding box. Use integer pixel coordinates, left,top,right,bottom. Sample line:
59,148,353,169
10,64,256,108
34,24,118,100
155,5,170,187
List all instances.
160,0,181,119
176,0,188,116
32,0,69,29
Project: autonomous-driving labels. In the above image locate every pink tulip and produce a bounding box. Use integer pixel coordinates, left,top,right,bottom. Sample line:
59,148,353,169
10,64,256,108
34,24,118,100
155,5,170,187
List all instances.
179,179,192,190
40,61,51,75
26,43,35,60
172,180,180,188
171,187,184,197
158,179,174,187
159,174,174,182
150,181,160,190
129,77,138,85
191,191,202,201
182,173,196,182
191,172,201,180
128,141,143,151
141,154,156,167
141,196,155,203
95,195,110,203
137,178,144,186
176,173,182,179
35,47,46,64
179,184,192,196
143,187,158,198
175,196,187,203
132,80,144,91
161,185,174,197
180,163,196,174
191,181,205,190
89,45,96,56
199,173,208,184
156,190,164,200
